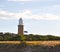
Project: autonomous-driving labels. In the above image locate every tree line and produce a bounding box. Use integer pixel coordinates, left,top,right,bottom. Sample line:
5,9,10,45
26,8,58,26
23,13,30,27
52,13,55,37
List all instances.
0,32,60,41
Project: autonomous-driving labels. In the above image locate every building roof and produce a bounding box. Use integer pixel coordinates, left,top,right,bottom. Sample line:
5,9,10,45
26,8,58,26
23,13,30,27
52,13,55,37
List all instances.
19,18,23,25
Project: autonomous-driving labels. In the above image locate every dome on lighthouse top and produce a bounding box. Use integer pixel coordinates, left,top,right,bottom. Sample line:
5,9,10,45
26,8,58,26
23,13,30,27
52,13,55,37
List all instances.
19,18,23,25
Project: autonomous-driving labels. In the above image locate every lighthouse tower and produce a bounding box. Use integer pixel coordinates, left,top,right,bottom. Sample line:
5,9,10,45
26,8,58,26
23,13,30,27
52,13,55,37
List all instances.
18,18,24,35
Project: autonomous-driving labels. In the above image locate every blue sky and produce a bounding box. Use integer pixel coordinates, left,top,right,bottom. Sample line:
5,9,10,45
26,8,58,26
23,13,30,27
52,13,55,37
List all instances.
0,0,60,36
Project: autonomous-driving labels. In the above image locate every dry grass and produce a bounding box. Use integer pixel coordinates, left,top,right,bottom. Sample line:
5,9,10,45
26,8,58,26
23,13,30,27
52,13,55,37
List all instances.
26,41,60,46
0,41,60,46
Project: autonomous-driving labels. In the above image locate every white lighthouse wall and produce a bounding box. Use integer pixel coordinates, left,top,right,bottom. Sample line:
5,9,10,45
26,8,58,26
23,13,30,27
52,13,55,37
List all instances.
19,18,23,25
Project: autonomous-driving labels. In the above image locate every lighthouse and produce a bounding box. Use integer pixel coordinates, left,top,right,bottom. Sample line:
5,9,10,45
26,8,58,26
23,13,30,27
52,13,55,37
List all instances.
18,18,24,35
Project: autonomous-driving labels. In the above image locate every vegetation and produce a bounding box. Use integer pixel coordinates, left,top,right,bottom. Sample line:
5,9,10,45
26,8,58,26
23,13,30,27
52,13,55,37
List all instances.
0,32,60,41
0,33,60,52
0,44,60,52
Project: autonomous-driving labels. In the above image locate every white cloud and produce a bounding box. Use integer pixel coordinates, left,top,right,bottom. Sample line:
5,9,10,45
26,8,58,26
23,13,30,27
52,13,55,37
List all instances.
35,5,60,15
0,10,16,19
47,5,60,11
0,10,60,20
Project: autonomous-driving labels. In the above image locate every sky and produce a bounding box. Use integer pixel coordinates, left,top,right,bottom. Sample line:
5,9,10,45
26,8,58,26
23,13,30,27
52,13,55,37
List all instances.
0,0,60,36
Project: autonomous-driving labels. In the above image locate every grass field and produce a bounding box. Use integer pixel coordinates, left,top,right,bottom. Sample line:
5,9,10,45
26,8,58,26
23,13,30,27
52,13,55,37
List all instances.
0,41,60,46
